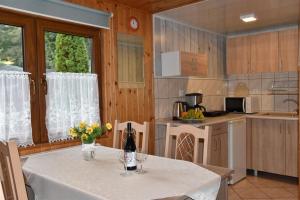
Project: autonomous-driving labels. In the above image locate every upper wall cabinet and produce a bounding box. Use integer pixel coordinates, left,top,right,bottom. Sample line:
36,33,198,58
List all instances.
161,51,208,77
278,28,299,72
226,28,299,75
250,32,279,73
226,36,251,74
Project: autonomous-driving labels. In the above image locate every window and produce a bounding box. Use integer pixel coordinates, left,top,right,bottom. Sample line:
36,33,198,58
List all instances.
45,32,93,73
117,33,144,88
0,9,102,145
0,24,24,71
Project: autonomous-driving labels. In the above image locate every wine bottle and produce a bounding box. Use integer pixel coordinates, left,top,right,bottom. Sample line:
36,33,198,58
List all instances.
124,122,137,170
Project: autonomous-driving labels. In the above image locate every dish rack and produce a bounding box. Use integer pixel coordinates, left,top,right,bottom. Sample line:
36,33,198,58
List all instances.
269,79,298,95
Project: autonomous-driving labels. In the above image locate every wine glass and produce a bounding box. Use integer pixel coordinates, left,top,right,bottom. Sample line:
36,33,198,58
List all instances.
118,151,130,177
135,148,148,174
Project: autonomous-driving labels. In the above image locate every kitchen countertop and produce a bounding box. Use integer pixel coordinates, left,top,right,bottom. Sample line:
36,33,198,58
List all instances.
156,112,299,127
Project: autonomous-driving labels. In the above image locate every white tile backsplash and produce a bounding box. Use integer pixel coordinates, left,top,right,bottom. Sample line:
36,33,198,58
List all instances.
227,72,298,113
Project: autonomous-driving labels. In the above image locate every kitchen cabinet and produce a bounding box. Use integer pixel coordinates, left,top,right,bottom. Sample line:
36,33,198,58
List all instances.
226,28,298,74
226,36,250,74
278,28,299,72
209,123,228,168
250,32,279,73
285,120,298,177
251,119,298,177
161,51,208,77
251,119,285,175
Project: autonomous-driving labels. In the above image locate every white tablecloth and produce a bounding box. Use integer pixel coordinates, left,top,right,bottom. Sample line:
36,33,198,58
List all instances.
22,146,221,200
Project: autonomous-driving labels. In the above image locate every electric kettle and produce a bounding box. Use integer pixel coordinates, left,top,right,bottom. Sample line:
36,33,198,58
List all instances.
172,101,187,120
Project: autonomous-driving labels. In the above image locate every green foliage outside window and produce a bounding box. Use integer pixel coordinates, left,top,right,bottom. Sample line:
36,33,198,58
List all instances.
54,34,89,73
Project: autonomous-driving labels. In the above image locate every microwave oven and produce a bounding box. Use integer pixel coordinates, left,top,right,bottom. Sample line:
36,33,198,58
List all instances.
224,97,258,114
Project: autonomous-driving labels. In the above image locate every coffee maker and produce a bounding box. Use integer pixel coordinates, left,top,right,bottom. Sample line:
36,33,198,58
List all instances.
185,93,206,112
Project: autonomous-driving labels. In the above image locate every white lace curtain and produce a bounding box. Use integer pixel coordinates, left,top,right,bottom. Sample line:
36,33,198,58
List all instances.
46,72,100,142
0,71,33,146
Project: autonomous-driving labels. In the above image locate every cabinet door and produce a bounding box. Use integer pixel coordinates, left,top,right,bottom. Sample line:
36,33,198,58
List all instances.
226,36,250,74
210,135,220,166
219,133,228,168
181,52,208,76
279,29,299,72
285,121,298,177
252,119,285,174
250,32,279,73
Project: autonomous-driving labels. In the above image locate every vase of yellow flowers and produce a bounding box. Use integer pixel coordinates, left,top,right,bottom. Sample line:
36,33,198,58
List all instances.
69,121,112,161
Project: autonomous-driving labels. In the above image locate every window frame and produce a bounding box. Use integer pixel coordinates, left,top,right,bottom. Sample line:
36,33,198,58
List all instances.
0,8,102,145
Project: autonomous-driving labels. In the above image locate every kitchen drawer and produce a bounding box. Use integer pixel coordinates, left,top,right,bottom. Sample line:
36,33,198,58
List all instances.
212,123,228,135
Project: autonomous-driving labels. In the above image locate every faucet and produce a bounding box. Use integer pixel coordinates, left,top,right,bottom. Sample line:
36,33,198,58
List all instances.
283,99,299,114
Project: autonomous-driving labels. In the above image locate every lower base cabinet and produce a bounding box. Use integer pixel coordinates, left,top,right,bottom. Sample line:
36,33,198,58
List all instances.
209,123,228,168
250,119,298,177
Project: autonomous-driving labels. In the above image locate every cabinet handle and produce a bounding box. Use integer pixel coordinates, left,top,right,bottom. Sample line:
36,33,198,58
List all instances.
41,76,48,95
218,138,221,151
30,78,36,96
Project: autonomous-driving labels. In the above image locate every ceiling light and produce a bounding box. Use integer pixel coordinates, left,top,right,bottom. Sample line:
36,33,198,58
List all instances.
240,13,257,23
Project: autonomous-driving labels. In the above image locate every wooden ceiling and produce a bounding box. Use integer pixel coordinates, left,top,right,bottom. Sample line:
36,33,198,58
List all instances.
157,0,300,34
115,0,203,13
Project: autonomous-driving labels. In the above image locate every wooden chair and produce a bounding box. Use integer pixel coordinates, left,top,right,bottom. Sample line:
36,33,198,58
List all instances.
0,141,28,200
113,120,149,153
164,123,211,165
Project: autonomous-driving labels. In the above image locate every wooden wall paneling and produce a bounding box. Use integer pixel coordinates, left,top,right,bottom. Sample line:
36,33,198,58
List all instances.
173,22,180,51
197,31,205,54
190,29,198,53
154,17,225,78
217,36,226,78
184,26,191,52
154,17,162,76
165,20,174,52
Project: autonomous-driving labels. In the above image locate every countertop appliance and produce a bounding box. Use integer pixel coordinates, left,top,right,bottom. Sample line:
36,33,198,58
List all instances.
172,101,187,120
203,111,228,117
185,93,206,112
224,97,257,114
228,119,247,184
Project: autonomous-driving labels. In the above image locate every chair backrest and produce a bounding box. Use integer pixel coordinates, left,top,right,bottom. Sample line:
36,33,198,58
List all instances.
0,141,28,200
164,123,211,165
113,120,149,153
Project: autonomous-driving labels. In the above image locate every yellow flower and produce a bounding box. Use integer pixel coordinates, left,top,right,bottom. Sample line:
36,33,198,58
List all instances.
69,128,77,137
86,127,94,135
105,123,112,131
81,134,88,141
91,123,100,129
79,121,87,129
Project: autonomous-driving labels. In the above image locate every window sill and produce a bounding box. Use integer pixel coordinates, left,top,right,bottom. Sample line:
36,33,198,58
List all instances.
18,135,110,156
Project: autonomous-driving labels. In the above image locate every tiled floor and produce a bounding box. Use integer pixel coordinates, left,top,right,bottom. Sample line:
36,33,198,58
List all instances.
229,175,298,200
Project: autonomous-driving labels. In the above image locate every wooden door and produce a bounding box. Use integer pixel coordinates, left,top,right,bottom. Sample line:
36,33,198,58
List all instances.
279,28,299,72
250,32,279,73
226,36,250,74
252,119,285,174
286,120,298,177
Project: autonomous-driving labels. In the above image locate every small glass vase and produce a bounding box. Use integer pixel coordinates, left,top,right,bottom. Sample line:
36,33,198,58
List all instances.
81,140,95,161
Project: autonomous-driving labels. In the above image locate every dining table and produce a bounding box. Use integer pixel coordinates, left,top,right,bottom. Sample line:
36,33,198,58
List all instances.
22,145,221,200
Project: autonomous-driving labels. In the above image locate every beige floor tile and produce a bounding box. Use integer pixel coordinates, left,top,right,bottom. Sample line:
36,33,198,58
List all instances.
247,177,286,188
284,187,298,197
228,188,241,200
260,188,294,198
231,179,256,189
233,188,269,199
271,199,298,200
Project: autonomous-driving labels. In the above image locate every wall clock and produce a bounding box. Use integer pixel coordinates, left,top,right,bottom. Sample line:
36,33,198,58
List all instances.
129,16,139,31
